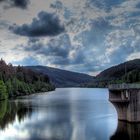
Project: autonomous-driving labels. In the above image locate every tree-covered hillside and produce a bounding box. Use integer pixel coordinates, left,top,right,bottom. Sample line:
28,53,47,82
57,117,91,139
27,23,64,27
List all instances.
97,59,140,79
83,59,140,88
96,59,140,86
26,66,94,87
0,59,55,100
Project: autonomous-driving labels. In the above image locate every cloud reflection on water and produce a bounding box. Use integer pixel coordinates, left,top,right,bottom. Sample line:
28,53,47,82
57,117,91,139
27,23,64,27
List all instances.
0,88,118,140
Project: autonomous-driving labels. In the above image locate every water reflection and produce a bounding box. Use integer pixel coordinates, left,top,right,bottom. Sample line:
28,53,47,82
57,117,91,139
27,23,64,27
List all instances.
111,121,140,140
0,88,131,140
0,100,32,130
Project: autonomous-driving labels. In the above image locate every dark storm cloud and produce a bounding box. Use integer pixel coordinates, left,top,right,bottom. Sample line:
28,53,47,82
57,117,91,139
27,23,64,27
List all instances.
10,11,65,37
25,34,71,58
1,0,140,74
23,34,86,66
0,0,30,9
11,0,30,9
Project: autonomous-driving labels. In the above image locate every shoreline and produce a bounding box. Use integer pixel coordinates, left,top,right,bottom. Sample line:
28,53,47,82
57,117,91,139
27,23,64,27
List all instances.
9,88,55,100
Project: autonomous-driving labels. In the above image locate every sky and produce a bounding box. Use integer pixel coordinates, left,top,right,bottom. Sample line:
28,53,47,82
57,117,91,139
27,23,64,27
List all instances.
0,0,140,75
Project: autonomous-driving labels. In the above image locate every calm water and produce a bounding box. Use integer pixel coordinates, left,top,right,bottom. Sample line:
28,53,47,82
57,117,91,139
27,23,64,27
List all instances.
0,88,140,140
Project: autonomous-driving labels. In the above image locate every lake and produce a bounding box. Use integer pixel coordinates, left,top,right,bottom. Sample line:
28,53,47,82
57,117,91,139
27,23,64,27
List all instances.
0,88,140,140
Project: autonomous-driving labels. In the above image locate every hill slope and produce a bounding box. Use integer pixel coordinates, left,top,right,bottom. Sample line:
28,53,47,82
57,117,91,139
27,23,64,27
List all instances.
83,59,140,88
27,66,94,87
97,59,140,79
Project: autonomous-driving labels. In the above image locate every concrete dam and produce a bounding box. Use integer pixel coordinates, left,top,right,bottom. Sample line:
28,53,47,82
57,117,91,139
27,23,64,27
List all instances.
109,84,140,123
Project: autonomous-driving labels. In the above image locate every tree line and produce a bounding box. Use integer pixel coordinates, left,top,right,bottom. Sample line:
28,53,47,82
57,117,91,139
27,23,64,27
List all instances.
82,69,140,88
0,59,55,100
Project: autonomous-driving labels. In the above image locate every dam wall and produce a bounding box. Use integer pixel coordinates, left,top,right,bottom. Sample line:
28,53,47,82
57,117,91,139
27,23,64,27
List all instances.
109,84,140,122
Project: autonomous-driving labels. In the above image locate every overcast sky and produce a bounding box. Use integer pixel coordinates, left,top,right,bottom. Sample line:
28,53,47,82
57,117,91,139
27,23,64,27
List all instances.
0,0,140,75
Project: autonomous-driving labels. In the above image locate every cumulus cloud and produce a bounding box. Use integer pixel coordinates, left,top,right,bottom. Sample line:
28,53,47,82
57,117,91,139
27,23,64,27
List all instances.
86,0,124,12
50,1,63,10
25,34,70,57
0,0,30,9
10,11,65,37
104,27,140,64
10,0,30,9
1,0,140,75
126,52,140,61
21,33,87,69
23,34,71,65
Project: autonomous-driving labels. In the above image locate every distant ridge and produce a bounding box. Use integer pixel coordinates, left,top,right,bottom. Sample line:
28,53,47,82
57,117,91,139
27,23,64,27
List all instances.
26,66,94,87
26,59,140,88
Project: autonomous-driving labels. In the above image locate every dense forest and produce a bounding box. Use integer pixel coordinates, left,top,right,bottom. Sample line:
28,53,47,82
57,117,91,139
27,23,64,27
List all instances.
0,59,55,100
27,66,94,88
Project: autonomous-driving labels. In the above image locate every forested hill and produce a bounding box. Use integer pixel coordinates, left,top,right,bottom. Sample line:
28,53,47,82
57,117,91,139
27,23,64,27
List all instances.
0,59,55,100
83,59,140,87
97,59,140,80
26,66,94,87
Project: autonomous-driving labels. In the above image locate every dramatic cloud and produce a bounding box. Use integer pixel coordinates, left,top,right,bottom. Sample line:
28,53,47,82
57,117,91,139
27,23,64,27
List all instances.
0,0,140,75
0,0,30,9
50,1,63,10
86,0,124,12
26,34,70,58
10,11,65,37
23,34,85,66
11,0,30,9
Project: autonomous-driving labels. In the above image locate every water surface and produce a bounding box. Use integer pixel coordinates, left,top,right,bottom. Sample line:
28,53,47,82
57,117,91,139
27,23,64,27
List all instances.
0,88,139,140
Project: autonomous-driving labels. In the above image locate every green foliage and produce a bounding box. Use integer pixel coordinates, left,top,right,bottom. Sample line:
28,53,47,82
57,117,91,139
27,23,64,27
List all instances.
5,80,13,97
83,69,140,88
0,101,33,129
122,69,140,83
0,80,8,100
0,59,55,99
0,101,7,121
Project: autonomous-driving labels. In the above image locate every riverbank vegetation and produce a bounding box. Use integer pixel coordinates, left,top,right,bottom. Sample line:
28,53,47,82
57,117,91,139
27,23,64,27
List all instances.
0,59,55,100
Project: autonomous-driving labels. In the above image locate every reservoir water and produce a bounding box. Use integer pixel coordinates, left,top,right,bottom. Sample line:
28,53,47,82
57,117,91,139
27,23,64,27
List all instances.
0,88,139,140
